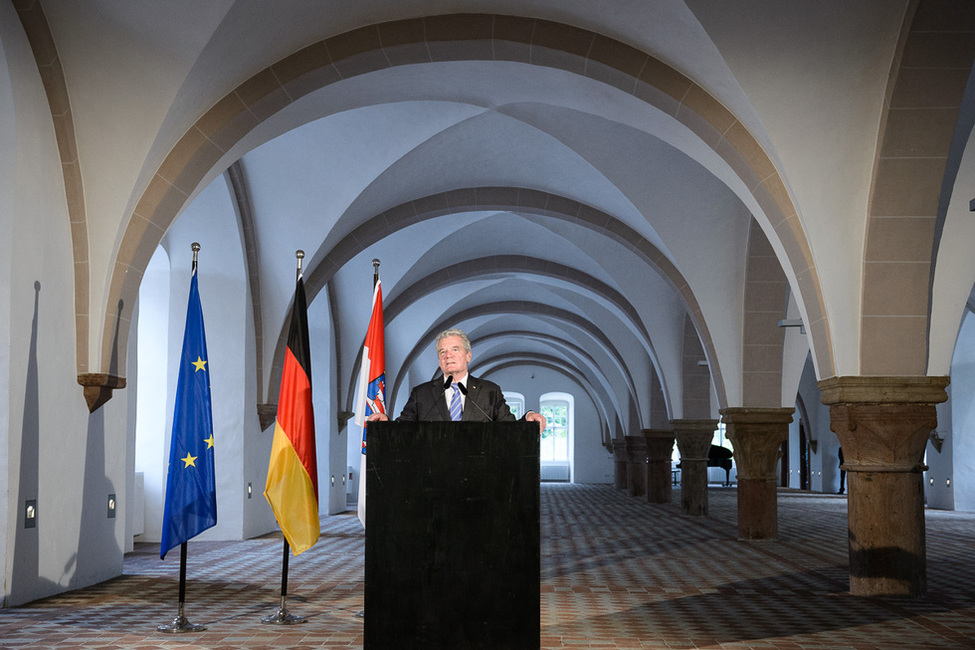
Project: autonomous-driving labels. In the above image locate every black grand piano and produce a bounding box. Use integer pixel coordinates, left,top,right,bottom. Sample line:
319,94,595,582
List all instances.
676,445,735,486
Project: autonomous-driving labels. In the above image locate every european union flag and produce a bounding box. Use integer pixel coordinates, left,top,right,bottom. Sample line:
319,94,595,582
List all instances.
160,268,217,559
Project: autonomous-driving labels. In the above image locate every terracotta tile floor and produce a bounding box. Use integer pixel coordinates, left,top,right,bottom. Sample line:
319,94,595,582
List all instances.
1,484,974,648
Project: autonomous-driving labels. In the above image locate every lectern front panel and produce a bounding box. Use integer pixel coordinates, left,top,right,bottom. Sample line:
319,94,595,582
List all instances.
364,421,540,649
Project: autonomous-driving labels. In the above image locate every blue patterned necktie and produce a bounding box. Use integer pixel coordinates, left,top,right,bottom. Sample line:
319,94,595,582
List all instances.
449,383,462,421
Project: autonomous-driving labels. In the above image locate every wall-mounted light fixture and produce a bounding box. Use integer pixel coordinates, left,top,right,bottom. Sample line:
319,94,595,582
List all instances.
107,494,116,519
25,500,37,529
247,483,253,499
777,318,805,334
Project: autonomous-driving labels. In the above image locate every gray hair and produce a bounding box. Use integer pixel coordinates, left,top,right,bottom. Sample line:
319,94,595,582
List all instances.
435,328,471,353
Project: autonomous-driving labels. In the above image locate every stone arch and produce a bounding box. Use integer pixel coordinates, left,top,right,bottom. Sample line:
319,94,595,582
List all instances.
862,2,975,375
14,2,93,396
102,13,831,405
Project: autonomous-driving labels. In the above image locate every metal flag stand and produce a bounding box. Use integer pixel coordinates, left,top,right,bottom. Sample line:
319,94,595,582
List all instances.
158,542,206,633
262,251,307,626
262,538,306,625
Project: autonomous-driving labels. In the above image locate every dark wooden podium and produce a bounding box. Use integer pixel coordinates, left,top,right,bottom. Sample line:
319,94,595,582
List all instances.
364,421,540,649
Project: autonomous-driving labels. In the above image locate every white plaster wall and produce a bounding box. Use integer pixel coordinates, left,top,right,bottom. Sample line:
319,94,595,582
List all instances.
926,392,954,510
1,1,128,605
0,2,17,606
134,249,170,542
240,263,277,540
155,176,256,542
796,356,838,494
948,311,975,511
490,365,611,485
310,293,348,516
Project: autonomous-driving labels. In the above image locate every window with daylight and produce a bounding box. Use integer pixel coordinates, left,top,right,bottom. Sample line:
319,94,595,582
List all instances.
539,392,574,482
540,402,569,461
504,392,525,420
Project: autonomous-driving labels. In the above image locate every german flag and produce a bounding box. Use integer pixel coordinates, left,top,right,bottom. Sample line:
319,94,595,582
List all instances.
264,273,319,555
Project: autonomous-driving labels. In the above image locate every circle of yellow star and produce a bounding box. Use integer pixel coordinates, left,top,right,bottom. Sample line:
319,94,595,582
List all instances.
192,356,207,372
181,453,198,468
205,434,215,449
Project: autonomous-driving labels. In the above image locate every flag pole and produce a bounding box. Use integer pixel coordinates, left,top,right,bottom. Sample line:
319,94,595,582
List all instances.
262,250,308,626
158,243,206,634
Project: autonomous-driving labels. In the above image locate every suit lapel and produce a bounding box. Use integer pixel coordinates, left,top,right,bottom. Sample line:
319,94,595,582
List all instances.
432,378,452,421
462,377,479,421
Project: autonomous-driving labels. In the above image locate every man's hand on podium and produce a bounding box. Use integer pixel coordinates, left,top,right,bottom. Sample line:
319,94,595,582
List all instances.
526,411,546,432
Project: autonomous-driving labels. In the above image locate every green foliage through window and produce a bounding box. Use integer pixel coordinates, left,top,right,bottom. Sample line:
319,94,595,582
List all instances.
540,402,569,461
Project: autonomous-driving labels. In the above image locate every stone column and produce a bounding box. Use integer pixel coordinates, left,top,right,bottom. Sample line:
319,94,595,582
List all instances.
611,439,627,490
673,420,717,516
720,407,793,540
643,428,675,504
820,376,948,598
624,435,647,497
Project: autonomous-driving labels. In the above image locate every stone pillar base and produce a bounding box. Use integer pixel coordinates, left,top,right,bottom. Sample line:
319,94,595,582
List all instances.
737,478,778,539
848,470,926,596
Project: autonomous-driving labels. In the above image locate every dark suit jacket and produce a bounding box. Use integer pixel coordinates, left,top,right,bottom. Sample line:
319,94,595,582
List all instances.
396,374,517,423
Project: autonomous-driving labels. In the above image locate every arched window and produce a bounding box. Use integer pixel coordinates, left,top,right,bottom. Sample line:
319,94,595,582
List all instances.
540,392,574,482
504,391,525,420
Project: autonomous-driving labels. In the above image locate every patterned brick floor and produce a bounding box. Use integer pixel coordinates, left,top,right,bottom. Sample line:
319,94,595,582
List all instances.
1,485,973,648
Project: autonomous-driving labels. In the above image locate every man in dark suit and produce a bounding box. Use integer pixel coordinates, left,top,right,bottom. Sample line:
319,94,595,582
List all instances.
367,328,546,430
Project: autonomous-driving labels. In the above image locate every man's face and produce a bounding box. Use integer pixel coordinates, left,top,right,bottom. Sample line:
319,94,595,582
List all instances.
437,335,472,378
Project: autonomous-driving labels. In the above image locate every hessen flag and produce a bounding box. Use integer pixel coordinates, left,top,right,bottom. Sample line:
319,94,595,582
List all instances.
264,273,320,555
160,268,217,559
353,278,385,527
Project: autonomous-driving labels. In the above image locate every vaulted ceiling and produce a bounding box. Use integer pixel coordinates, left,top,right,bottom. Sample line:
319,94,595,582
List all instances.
26,0,975,434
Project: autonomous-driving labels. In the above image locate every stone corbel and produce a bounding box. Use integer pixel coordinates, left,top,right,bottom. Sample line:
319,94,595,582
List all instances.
257,403,277,431
78,373,126,412
337,410,354,429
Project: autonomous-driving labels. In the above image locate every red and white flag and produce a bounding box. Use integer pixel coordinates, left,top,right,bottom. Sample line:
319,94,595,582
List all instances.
353,278,385,528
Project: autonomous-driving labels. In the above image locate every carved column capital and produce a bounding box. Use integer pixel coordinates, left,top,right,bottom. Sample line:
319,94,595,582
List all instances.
611,438,627,463
818,376,948,473
828,403,935,472
672,419,717,460
818,375,949,405
642,428,675,461
719,407,793,480
623,434,647,463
